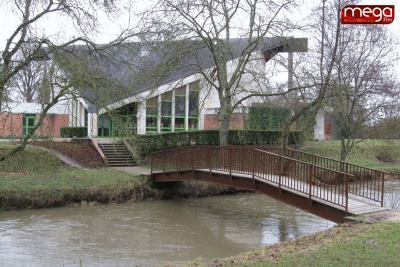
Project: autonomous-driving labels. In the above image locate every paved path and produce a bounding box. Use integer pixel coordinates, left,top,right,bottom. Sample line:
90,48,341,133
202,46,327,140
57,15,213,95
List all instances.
28,145,86,168
113,166,151,176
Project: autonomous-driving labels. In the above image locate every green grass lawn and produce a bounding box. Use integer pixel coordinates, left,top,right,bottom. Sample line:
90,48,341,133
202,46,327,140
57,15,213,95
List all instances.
175,221,400,267
0,142,146,210
0,143,141,187
301,140,400,173
244,222,400,267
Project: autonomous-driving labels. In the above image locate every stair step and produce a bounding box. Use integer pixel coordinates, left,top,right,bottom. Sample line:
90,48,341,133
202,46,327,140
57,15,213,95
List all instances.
108,161,136,164
103,154,130,156
108,164,137,167
98,143,137,167
104,154,132,157
107,159,136,163
107,157,135,161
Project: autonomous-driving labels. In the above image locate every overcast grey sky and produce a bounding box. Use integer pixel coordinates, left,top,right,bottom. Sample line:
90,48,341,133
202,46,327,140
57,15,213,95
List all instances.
0,0,398,77
1,0,398,46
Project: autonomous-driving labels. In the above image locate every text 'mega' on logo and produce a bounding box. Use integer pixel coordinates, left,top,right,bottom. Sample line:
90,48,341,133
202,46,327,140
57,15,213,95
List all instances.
341,5,395,24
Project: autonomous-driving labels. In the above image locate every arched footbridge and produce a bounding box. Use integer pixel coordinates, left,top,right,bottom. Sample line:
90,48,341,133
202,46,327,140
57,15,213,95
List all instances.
151,146,388,223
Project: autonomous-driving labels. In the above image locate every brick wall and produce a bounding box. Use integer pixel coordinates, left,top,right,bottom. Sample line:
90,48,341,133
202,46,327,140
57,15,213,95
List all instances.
0,113,23,136
38,114,70,137
0,112,69,137
204,113,245,130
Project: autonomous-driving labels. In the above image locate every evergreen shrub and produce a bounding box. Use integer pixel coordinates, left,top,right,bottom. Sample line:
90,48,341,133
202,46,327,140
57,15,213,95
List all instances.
60,127,87,138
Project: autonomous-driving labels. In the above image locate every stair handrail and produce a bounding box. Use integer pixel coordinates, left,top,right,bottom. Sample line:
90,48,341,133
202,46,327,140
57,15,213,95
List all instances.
90,138,107,164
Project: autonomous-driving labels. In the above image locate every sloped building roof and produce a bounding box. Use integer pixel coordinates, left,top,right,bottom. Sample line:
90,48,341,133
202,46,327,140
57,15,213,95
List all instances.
57,37,307,111
2,102,69,114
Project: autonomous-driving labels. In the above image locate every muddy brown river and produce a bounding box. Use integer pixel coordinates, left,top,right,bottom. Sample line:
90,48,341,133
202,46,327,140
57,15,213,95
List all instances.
1,193,338,266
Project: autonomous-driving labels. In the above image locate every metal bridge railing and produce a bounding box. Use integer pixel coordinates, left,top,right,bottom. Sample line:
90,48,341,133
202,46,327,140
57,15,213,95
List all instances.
151,146,361,215
215,146,387,206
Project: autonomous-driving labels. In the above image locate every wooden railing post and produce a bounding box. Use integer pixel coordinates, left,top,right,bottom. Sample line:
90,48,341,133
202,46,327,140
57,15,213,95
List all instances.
163,153,166,174
176,151,179,173
191,146,194,173
278,155,282,191
308,164,313,205
345,174,349,216
229,147,232,178
208,147,211,173
252,149,255,183
381,173,385,207
151,153,153,175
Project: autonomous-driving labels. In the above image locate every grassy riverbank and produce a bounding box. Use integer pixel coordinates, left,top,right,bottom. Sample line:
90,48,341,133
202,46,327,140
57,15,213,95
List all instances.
301,140,400,175
0,143,239,210
167,219,400,267
1,139,400,210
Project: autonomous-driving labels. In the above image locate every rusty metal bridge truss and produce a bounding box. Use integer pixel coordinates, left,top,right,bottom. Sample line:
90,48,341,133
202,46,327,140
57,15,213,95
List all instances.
151,146,388,223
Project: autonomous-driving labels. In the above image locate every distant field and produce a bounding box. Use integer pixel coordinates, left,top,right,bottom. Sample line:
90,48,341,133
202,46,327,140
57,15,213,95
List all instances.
300,140,400,173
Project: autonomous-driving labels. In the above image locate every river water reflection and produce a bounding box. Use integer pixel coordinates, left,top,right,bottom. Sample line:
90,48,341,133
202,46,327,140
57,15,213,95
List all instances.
0,193,336,266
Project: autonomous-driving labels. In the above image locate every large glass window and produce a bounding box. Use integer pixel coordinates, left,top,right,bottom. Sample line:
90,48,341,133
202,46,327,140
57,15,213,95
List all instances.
161,91,172,131
98,115,112,137
144,81,200,134
112,103,137,136
175,118,185,131
146,96,158,133
161,101,172,116
188,81,199,130
189,91,199,117
161,117,171,131
175,96,185,116
174,85,186,131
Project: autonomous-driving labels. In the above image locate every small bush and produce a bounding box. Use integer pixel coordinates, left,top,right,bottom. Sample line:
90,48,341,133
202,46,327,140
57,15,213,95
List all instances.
60,127,87,138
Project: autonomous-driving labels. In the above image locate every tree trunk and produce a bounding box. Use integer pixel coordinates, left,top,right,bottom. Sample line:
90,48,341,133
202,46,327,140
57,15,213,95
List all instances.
281,121,291,150
218,93,232,146
219,113,230,146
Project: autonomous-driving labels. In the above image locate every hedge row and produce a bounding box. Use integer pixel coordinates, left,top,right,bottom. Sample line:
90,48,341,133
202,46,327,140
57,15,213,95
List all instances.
60,127,87,138
129,130,300,156
247,106,291,130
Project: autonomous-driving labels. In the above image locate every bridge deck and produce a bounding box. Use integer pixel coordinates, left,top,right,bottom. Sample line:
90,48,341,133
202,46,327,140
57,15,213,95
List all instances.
196,169,387,215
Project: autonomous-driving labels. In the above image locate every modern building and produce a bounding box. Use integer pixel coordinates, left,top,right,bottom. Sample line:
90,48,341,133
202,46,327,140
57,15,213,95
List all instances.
65,37,317,138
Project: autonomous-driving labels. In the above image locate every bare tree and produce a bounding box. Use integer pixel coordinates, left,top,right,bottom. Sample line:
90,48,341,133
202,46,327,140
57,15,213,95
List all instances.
145,0,304,146
276,0,343,149
320,2,400,161
6,44,48,102
0,0,140,160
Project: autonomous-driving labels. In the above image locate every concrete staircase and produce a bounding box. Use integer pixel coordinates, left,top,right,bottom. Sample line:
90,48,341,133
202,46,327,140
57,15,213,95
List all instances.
99,143,137,167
